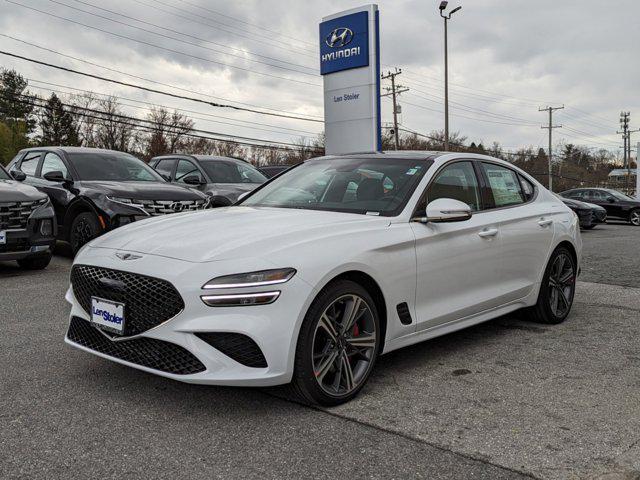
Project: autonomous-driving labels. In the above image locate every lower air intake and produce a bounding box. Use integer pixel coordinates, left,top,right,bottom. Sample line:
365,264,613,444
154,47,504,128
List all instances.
67,317,206,375
196,332,268,368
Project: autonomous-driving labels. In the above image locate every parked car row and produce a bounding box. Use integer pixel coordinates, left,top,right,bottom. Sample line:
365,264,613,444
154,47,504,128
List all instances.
557,196,607,230
3,148,273,258
560,188,640,226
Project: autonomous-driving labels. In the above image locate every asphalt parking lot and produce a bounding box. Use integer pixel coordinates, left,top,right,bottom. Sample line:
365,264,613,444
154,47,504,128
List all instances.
2,222,639,480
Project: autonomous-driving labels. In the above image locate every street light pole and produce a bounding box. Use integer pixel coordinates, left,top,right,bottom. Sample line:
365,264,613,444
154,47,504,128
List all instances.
439,2,461,152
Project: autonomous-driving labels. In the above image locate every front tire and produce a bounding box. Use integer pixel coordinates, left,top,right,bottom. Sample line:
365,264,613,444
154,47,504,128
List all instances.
290,280,380,406
70,212,101,255
527,246,577,324
630,209,640,227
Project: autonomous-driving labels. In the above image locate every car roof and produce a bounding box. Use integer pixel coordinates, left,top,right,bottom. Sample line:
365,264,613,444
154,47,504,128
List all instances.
151,154,249,164
19,146,136,155
307,151,446,162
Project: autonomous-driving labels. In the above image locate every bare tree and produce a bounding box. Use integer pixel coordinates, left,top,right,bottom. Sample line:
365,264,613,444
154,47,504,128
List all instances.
144,107,194,159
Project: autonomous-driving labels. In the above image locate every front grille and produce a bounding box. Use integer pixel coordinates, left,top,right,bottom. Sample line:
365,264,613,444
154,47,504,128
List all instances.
0,200,40,230
67,317,205,375
137,199,208,216
195,332,268,368
71,265,184,337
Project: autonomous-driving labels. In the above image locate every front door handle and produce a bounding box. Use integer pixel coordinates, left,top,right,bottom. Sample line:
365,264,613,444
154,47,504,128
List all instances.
478,227,499,238
538,218,553,227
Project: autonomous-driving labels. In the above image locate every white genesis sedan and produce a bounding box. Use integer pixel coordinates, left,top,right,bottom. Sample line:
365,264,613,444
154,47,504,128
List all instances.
65,152,582,405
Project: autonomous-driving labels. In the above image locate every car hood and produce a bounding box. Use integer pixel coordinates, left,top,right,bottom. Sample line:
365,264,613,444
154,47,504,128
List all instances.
561,198,590,209
88,206,388,263
581,201,606,211
204,183,259,202
77,180,206,200
0,179,47,202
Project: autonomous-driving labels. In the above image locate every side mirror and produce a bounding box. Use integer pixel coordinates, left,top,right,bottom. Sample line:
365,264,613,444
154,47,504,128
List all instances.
607,197,615,203
11,170,26,182
43,170,67,182
183,175,204,186
413,198,472,224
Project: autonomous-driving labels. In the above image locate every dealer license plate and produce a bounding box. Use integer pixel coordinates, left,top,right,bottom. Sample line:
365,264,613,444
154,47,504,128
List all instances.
91,297,125,335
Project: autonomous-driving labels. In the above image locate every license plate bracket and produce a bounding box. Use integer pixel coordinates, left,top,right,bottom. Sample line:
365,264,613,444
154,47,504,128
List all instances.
91,297,125,335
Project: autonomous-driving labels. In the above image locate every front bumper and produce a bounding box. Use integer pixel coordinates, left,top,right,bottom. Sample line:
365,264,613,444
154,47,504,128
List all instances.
576,209,594,228
64,247,315,387
0,206,57,261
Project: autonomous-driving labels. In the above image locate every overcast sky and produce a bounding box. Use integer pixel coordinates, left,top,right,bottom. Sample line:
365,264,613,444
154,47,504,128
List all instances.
0,0,638,156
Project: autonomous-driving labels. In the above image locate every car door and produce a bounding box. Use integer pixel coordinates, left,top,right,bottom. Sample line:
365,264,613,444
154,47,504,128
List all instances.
588,190,621,218
36,152,76,229
153,158,177,182
411,160,504,330
478,162,555,300
13,151,43,186
175,159,207,193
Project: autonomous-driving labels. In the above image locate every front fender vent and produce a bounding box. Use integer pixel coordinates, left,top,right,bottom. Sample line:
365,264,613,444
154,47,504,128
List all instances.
396,302,413,325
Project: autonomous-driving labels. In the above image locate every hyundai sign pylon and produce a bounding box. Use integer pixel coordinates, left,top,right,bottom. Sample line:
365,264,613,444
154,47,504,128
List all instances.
320,5,381,155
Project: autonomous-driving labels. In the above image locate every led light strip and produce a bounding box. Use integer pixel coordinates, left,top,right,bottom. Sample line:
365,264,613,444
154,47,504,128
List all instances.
201,291,281,307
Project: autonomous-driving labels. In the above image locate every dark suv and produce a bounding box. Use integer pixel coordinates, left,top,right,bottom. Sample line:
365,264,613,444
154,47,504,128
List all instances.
0,163,57,269
149,155,267,206
8,147,210,254
560,188,640,226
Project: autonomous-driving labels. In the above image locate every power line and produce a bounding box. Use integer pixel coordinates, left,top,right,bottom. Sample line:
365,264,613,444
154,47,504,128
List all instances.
381,68,409,150
9,94,324,153
52,0,318,73
26,81,320,140
172,0,318,48
0,50,324,123
6,0,321,87
134,0,317,59
0,34,322,120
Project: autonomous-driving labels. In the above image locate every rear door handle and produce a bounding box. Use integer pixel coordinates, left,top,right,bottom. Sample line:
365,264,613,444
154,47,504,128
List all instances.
538,219,553,227
478,227,499,238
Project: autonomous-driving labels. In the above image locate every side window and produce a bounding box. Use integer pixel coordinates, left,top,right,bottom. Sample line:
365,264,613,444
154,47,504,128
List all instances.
565,191,583,199
154,159,176,180
518,174,535,202
176,160,204,184
481,162,524,208
427,161,481,211
19,152,41,176
41,152,69,179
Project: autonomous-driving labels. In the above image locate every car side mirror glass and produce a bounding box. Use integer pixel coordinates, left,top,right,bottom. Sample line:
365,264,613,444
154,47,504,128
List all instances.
43,170,66,182
184,175,204,186
607,197,615,203
414,198,472,223
11,170,26,182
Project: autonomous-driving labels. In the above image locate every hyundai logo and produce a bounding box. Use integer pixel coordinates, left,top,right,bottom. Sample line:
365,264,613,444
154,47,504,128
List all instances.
326,28,354,48
170,202,187,213
98,278,127,291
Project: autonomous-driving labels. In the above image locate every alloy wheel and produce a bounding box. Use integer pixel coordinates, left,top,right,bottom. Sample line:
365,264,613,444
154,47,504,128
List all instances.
311,294,377,397
548,253,576,318
72,219,94,250
631,211,640,226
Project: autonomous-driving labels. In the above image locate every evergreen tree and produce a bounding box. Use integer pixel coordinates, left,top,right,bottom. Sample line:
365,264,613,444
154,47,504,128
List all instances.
39,93,79,146
0,69,36,133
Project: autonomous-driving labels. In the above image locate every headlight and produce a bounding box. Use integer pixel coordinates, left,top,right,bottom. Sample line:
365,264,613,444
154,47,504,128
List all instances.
35,197,50,207
107,197,145,209
202,268,296,290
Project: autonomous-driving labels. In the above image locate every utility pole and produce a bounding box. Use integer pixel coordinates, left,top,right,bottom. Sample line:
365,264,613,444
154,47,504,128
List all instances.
381,68,409,150
539,105,564,192
617,112,634,194
439,1,462,151
626,127,639,195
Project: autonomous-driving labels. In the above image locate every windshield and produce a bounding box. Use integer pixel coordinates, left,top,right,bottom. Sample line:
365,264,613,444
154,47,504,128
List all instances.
200,160,267,184
0,165,10,180
240,156,433,216
67,152,165,182
604,189,634,201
